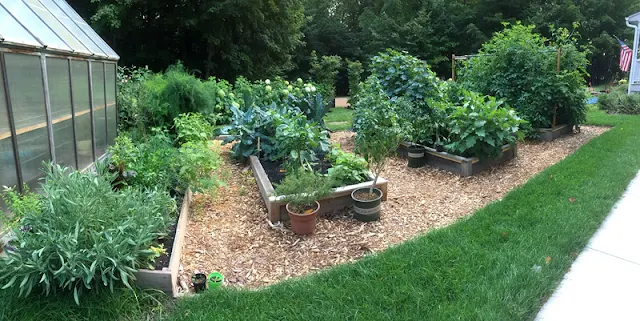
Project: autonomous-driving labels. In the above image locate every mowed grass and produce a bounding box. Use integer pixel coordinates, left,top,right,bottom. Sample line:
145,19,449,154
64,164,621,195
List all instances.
1,110,639,321
165,111,640,320
324,107,354,131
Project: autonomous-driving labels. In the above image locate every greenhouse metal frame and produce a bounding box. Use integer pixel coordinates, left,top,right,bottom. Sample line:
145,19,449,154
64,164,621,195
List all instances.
0,0,119,194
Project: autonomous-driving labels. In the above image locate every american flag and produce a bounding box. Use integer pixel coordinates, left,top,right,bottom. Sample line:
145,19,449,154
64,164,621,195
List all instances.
618,38,633,72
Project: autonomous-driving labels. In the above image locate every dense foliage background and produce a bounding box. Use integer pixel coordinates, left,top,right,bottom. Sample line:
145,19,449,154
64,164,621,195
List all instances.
71,0,640,89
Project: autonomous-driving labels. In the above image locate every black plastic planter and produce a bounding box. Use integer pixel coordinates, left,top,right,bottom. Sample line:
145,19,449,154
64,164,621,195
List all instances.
407,145,426,168
192,273,208,293
351,187,383,221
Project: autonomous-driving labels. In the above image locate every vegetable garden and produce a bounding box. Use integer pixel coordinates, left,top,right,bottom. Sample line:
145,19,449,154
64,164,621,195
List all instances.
0,22,615,316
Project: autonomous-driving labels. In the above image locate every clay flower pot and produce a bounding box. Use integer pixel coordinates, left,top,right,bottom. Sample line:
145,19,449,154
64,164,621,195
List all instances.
286,201,320,235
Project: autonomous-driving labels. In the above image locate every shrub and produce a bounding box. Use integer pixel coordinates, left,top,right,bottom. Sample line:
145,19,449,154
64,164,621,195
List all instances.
174,113,214,145
0,185,40,232
0,163,175,304
445,90,526,159
117,66,153,132
353,78,404,189
203,77,236,124
460,23,589,134
598,86,640,115
346,59,364,98
310,51,342,104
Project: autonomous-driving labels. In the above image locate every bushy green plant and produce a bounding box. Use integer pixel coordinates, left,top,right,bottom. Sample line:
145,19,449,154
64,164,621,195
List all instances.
222,105,281,160
0,163,175,304
346,59,364,98
460,23,589,135
310,51,342,104
326,144,369,186
353,78,404,191
274,113,329,170
117,66,153,132
274,171,334,212
174,112,214,144
598,86,640,115
1,185,40,232
445,90,526,159
203,77,236,124
175,141,223,192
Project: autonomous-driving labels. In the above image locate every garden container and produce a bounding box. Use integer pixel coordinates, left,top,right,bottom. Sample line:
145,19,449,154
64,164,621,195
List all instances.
407,145,426,168
286,201,320,235
351,187,383,221
192,273,208,293
208,272,224,289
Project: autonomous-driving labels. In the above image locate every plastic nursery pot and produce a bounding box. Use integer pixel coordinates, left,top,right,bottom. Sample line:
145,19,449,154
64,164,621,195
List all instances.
407,145,426,168
351,187,383,222
286,201,320,235
208,272,224,290
191,273,208,293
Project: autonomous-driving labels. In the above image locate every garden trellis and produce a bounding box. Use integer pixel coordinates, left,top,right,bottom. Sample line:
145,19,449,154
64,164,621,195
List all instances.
0,0,119,196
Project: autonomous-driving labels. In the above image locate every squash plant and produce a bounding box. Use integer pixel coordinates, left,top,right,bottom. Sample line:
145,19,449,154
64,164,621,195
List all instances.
445,90,526,159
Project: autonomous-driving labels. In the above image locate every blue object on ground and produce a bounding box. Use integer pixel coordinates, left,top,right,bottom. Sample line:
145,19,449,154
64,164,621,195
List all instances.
586,97,598,105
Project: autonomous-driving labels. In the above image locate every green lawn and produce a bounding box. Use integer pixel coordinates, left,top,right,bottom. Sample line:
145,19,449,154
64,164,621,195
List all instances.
2,110,639,321
324,107,354,131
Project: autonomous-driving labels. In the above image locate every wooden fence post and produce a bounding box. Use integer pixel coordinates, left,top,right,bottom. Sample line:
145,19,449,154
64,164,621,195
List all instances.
451,54,456,81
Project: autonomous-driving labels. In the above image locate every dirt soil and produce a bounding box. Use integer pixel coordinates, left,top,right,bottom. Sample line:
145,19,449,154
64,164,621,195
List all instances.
178,126,609,292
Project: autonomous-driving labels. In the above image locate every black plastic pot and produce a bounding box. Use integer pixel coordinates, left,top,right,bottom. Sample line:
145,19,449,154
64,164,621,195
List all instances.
351,187,383,221
192,273,208,293
407,145,426,168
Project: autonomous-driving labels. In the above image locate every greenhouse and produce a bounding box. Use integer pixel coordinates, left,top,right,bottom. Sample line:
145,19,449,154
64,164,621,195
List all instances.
0,0,119,194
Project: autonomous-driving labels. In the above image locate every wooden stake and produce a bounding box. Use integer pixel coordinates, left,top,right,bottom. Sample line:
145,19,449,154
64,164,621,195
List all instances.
451,54,456,81
552,47,561,131
257,137,261,155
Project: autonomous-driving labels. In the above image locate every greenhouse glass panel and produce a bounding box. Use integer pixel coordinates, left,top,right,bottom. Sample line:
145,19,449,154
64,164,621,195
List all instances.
91,61,106,157
0,59,19,192
4,53,51,191
23,0,90,54
0,5,41,47
105,63,117,145
1,0,71,51
37,0,106,56
71,59,92,168
46,57,76,168
52,0,117,58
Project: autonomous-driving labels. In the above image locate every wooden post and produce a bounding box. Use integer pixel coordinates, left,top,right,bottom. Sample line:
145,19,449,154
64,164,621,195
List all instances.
451,54,456,81
552,47,561,130
257,137,261,155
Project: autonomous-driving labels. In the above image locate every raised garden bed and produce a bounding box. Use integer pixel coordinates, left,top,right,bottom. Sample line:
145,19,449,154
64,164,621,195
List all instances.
537,124,573,142
249,155,388,222
398,142,517,177
135,188,191,297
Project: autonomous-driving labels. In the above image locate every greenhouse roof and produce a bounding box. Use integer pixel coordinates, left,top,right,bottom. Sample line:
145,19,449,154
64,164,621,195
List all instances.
0,0,119,60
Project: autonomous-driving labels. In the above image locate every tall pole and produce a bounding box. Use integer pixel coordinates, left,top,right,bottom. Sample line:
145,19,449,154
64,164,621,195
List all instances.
451,54,456,81
552,47,561,131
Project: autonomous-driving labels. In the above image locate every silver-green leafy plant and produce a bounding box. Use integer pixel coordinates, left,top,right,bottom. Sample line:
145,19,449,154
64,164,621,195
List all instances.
0,163,176,305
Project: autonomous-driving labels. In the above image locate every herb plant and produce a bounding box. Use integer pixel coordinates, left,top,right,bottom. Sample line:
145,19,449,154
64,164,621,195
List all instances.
0,163,175,305
326,144,369,186
274,171,334,213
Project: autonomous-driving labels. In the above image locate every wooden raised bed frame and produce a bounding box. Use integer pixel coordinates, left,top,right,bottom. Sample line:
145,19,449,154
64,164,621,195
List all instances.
249,155,388,223
398,142,517,177
134,188,191,297
537,124,573,142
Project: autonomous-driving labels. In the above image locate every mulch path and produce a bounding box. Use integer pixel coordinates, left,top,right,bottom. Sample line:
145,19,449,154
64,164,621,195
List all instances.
177,126,609,292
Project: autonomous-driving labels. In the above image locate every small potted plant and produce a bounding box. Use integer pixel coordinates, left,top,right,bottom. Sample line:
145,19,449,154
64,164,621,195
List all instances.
274,171,334,235
351,79,404,221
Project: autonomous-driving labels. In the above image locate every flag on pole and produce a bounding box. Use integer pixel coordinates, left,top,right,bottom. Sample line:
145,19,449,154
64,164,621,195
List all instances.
617,38,633,72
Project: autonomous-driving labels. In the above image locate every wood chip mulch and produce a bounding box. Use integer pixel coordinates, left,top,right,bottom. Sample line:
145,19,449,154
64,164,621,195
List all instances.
177,126,609,292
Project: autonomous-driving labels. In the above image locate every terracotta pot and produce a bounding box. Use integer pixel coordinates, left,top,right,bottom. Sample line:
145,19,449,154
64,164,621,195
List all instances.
286,201,320,235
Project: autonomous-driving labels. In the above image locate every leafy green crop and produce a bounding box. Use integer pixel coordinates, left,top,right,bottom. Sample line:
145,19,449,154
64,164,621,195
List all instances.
174,112,214,145
445,90,526,159
326,144,369,186
176,141,223,192
0,163,175,305
274,113,329,170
